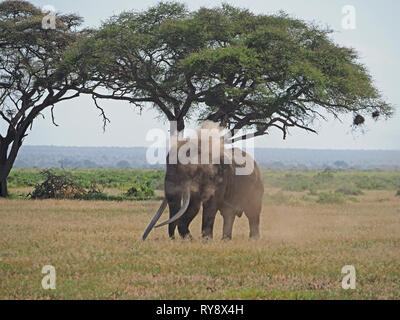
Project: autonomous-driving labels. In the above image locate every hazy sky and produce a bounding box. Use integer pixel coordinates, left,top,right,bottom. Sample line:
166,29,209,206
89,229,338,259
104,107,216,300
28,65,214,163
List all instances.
20,0,400,149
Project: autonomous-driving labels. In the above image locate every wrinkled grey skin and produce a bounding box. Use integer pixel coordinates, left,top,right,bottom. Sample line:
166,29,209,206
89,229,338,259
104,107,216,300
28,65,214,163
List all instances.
164,147,264,240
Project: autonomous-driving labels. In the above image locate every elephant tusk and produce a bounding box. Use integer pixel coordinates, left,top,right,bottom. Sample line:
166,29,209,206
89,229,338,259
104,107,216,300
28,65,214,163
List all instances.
142,198,168,241
155,191,190,228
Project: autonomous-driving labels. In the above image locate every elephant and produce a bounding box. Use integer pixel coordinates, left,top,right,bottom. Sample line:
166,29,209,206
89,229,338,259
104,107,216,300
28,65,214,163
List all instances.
142,130,264,241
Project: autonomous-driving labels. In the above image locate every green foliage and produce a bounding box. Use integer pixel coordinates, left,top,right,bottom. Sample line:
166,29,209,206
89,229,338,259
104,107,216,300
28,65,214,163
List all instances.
8,169,42,187
264,191,296,206
263,169,400,192
9,168,400,203
308,188,319,196
280,173,311,191
313,169,335,183
0,1,87,192
80,193,126,201
30,170,87,199
316,192,346,205
352,174,399,190
125,182,155,200
277,169,335,192
9,168,165,189
335,185,364,196
301,195,313,202
27,169,160,201
72,1,392,141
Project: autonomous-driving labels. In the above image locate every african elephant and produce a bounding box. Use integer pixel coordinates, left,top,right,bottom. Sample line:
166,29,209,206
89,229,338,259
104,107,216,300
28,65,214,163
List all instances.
142,132,264,241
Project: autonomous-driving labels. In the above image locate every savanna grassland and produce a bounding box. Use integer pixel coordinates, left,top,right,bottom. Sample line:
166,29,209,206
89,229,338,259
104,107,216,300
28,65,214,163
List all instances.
0,169,399,299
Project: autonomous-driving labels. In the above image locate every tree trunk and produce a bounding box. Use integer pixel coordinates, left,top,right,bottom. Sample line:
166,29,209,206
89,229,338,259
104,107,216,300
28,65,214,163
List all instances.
177,118,185,132
0,177,8,198
169,118,185,136
0,140,9,198
0,156,10,198
0,133,23,198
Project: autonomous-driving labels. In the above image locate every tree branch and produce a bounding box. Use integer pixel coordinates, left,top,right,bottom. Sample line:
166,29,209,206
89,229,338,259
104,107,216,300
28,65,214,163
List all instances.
92,96,110,132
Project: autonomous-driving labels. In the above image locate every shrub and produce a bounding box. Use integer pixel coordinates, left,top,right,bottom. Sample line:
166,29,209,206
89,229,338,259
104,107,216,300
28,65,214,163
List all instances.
8,169,42,187
30,170,104,200
30,170,87,199
312,169,335,185
301,195,313,202
280,170,336,192
396,190,400,197
280,173,310,191
308,187,319,196
264,191,296,206
352,175,396,190
316,192,345,204
29,170,157,201
335,185,364,196
81,193,125,201
125,182,155,200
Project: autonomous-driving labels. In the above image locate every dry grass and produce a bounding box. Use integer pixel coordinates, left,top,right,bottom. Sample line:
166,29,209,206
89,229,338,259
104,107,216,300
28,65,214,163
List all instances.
0,189,399,300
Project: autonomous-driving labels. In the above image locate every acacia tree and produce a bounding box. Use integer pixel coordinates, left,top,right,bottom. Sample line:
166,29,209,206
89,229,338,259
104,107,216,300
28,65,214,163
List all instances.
0,1,94,197
72,2,392,140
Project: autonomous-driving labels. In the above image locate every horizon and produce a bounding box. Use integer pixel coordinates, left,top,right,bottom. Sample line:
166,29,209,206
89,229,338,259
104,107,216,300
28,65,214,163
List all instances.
20,144,400,152
15,145,400,170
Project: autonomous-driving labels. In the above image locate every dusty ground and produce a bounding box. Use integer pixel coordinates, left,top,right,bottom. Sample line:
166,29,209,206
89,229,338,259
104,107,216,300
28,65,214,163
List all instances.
0,189,399,299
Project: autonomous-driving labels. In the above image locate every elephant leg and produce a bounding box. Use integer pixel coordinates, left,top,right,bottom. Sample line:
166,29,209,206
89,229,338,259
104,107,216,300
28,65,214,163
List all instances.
245,207,261,239
222,212,235,240
167,198,182,239
168,220,177,239
201,198,218,239
177,197,201,239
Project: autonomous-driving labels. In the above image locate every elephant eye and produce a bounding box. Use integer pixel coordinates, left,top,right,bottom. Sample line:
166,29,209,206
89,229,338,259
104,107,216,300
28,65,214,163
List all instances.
186,150,190,157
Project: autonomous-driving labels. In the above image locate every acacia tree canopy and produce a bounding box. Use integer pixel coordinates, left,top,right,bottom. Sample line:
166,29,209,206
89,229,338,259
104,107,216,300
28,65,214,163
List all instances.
72,1,393,139
0,0,90,196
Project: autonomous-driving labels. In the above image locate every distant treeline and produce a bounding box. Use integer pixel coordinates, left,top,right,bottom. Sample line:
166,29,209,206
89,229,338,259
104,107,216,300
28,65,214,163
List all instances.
14,146,400,170
8,169,400,205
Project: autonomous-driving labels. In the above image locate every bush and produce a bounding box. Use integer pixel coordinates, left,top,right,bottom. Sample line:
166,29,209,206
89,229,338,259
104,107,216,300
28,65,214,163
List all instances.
352,175,396,190
279,170,336,193
316,192,345,204
30,170,87,199
30,170,105,200
301,195,313,202
81,193,125,201
125,182,155,200
29,170,157,201
8,169,42,187
335,185,364,196
312,169,335,185
348,197,360,203
396,190,400,197
264,191,297,206
280,173,311,191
